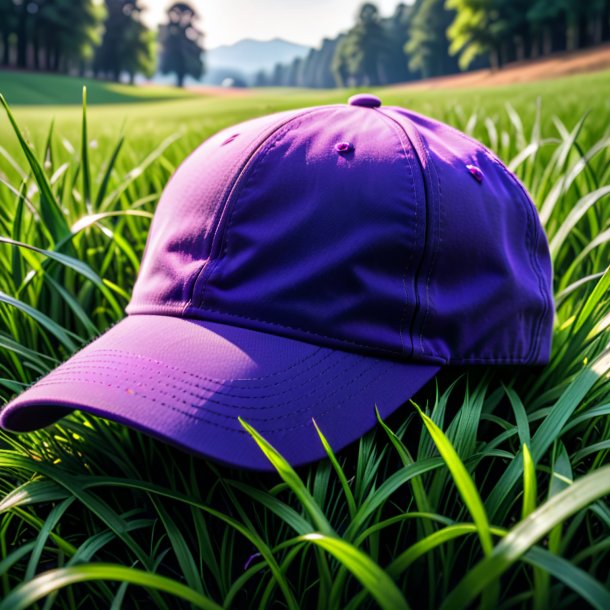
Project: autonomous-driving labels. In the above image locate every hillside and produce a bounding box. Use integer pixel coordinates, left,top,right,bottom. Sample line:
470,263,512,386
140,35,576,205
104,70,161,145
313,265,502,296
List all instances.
395,42,610,90
207,37,311,74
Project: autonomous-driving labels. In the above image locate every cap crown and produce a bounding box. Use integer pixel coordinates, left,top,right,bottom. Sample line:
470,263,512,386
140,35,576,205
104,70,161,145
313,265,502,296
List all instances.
127,103,553,365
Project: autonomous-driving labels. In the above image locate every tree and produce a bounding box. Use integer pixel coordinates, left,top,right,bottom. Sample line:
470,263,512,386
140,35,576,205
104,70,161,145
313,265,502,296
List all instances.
331,34,351,87
159,2,204,87
0,0,104,72
312,37,342,88
406,0,458,79
380,3,415,83
94,0,155,83
492,0,532,63
253,69,269,87
527,0,563,56
332,3,388,86
446,0,503,70
0,0,17,66
263,35,342,89
586,0,608,45
39,0,105,72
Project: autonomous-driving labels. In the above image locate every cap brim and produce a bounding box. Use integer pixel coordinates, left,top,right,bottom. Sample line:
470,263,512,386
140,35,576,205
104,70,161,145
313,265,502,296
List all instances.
0,315,440,471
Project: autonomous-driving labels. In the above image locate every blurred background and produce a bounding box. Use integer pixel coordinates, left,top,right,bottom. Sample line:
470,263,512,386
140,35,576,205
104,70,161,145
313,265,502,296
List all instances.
1,0,609,92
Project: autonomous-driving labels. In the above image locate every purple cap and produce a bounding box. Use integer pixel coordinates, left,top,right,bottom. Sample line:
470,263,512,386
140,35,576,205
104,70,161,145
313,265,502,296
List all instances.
0,95,553,471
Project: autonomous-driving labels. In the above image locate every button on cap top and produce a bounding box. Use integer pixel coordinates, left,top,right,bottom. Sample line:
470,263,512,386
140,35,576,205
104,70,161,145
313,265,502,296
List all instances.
348,93,382,108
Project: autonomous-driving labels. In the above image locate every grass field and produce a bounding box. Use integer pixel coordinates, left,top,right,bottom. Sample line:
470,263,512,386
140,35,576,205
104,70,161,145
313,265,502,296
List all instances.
0,71,196,105
0,70,609,609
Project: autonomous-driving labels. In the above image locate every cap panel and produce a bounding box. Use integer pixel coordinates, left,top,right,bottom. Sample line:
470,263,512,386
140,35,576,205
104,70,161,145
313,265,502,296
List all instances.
386,107,553,364
187,106,426,357
127,108,310,311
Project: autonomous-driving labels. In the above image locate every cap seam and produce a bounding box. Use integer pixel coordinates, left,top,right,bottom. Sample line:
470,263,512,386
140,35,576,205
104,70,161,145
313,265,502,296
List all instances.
381,108,439,359
485,155,551,363
373,108,420,357
416,116,552,362
188,304,405,355
199,117,296,305
130,303,415,357
191,107,331,312
398,111,550,364
125,306,541,365
498,160,551,361
415,126,442,356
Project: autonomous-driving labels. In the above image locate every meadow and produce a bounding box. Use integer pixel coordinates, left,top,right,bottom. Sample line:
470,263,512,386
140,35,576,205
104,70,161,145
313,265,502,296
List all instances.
0,69,609,609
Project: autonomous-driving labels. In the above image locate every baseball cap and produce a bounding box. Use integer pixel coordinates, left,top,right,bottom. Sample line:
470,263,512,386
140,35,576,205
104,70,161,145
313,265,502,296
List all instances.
0,93,554,471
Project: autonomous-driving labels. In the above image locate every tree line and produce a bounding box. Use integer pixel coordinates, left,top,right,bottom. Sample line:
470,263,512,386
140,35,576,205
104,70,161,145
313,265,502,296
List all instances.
257,0,610,88
0,0,204,86
2,0,610,89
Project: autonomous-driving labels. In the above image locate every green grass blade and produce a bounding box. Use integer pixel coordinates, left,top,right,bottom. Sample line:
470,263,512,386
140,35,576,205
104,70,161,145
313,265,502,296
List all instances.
0,95,71,244
521,443,537,520
10,181,26,289
149,495,204,595
486,347,610,521
0,479,70,512
0,563,224,610
312,418,357,520
572,265,610,334
0,290,80,351
0,236,123,318
440,464,610,610
524,546,610,610
94,133,125,209
413,402,493,556
81,87,91,212
302,533,410,610
24,497,75,582
549,186,610,258
238,417,334,535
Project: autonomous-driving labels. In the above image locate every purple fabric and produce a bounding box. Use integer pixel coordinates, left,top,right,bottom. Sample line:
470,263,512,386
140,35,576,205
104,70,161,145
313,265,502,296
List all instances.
0,316,439,470
0,96,553,470
347,93,382,108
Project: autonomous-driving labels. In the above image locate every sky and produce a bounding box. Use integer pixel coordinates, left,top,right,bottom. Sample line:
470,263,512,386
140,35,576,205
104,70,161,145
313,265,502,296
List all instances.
141,0,408,49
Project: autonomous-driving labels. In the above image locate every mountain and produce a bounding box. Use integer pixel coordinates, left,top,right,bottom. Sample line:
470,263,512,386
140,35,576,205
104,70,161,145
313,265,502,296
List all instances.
205,37,312,79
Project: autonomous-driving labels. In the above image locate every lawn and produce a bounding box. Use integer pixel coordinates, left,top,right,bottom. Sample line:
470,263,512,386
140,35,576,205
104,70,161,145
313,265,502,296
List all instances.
0,71,196,105
0,70,608,609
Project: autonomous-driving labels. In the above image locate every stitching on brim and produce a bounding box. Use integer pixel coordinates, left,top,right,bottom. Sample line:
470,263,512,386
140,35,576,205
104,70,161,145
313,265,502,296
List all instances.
27,358,393,433
33,355,368,413
69,346,327,386
44,350,350,402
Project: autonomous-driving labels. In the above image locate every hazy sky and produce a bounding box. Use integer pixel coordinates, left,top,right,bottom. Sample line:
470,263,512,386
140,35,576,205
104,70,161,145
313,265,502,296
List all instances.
141,0,408,49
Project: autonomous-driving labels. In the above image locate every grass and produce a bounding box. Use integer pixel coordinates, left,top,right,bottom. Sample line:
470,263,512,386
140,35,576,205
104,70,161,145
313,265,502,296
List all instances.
0,69,609,608
0,71,196,106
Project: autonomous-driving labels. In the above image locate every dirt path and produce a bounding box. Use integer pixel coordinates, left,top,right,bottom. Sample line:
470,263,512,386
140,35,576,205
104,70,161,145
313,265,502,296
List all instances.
391,43,610,91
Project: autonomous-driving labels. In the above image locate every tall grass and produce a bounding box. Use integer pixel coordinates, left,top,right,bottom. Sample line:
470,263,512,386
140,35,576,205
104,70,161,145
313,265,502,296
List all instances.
0,83,608,609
